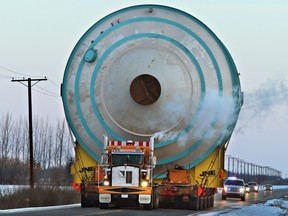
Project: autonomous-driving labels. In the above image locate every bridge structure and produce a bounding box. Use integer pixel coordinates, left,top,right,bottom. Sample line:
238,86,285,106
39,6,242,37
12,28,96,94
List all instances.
225,155,283,184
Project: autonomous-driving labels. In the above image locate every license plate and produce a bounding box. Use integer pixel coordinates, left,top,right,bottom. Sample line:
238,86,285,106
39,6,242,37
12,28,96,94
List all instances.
121,194,128,198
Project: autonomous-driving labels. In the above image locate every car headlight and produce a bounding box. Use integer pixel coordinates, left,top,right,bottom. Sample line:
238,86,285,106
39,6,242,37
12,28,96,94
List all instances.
141,181,148,187
255,186,258,190
240,188,244,193
224,186,228,192
103,180,110,186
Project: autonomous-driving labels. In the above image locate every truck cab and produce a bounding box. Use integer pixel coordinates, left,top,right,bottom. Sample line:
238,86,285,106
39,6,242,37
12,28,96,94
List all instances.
98,136,157,209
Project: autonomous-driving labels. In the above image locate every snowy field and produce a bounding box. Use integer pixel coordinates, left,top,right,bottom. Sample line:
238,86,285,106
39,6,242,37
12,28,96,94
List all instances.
0,185,72,197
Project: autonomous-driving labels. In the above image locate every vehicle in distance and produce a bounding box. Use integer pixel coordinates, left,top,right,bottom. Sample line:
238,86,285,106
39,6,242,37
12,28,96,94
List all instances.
264,184,273,191
222,177,245,201
244,183,250,193
248,182,259,193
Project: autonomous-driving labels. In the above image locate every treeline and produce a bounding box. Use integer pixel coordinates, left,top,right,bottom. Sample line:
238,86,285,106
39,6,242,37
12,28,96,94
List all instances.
0,112,74,185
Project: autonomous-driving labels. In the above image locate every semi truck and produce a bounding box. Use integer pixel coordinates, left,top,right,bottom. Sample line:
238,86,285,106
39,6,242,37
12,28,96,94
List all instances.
97,134,158,209
62,4,243,210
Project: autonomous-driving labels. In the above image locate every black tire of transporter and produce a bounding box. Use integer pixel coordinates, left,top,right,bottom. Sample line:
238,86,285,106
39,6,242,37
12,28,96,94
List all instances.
188,196,199,210
153,189,159,209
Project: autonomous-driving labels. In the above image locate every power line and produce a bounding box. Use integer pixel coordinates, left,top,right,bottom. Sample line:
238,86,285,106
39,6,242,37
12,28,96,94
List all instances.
35,85,59,96
0,65,61,88
33,88,60,97
0,65,35,77
47,78,61,88
0,74,12,79
1,65,61,96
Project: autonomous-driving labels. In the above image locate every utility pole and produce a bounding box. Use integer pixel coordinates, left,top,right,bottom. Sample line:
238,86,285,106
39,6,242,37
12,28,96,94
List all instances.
12,77,47,188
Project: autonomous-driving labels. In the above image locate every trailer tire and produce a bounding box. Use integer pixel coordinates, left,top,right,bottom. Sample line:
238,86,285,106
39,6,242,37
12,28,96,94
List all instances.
189,197,199,210
159,199,168,208
203,197,208,209
207,196,214,208
81,194,90,207
199,197,204,210
173,198,182,209
153,190,159,209
210,196,214,207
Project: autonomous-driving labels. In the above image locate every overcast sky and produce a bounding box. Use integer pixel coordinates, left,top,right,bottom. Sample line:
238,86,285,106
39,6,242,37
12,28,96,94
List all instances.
0,0,287,177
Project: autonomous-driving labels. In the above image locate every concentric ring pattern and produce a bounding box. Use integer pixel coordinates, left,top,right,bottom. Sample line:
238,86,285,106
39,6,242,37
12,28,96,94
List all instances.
61,5,243,175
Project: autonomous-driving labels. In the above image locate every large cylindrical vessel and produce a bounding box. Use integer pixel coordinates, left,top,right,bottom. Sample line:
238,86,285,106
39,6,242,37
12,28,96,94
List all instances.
62,4,243,175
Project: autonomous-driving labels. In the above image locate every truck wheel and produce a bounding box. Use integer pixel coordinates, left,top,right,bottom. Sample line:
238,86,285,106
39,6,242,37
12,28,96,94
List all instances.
143,193,153,210
99,203,109,209
143,202,153,210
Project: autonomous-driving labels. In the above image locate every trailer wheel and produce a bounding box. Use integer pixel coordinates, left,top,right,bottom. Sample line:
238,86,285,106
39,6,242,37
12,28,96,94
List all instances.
188,197,199,210
210,196,214,207
159,198,168,208
81,194,91,207
153,190,159,209
173,198,182,209
207,196,214,208
203,197,208,209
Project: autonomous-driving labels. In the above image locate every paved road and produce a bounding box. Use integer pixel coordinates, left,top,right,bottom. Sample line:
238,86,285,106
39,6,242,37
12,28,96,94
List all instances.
1,188,288,216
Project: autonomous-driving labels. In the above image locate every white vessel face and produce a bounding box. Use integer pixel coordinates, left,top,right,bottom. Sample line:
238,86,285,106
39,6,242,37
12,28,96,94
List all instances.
62,5,242,174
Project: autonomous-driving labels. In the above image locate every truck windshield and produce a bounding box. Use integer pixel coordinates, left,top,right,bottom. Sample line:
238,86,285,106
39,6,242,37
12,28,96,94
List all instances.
112,153,143,165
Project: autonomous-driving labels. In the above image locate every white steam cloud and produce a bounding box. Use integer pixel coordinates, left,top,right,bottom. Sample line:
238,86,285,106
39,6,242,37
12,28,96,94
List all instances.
235,78,288,133
153,89,240,147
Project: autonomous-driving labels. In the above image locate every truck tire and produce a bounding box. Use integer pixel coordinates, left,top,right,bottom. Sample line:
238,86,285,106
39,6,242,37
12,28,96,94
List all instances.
99,203,109,209
143,193,153,210
143,202,153,210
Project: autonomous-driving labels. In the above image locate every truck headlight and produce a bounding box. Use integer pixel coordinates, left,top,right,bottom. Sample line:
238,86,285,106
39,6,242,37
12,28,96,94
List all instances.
255,186,258,190
141,181,148,187
103,180,110,186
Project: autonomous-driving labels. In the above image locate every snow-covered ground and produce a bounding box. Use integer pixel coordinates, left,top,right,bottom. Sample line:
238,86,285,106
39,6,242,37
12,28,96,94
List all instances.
1,185,288,215
198,197,288,216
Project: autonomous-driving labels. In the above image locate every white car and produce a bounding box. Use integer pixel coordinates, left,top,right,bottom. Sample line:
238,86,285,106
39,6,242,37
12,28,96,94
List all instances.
248,182,259,193
222,177,246,201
